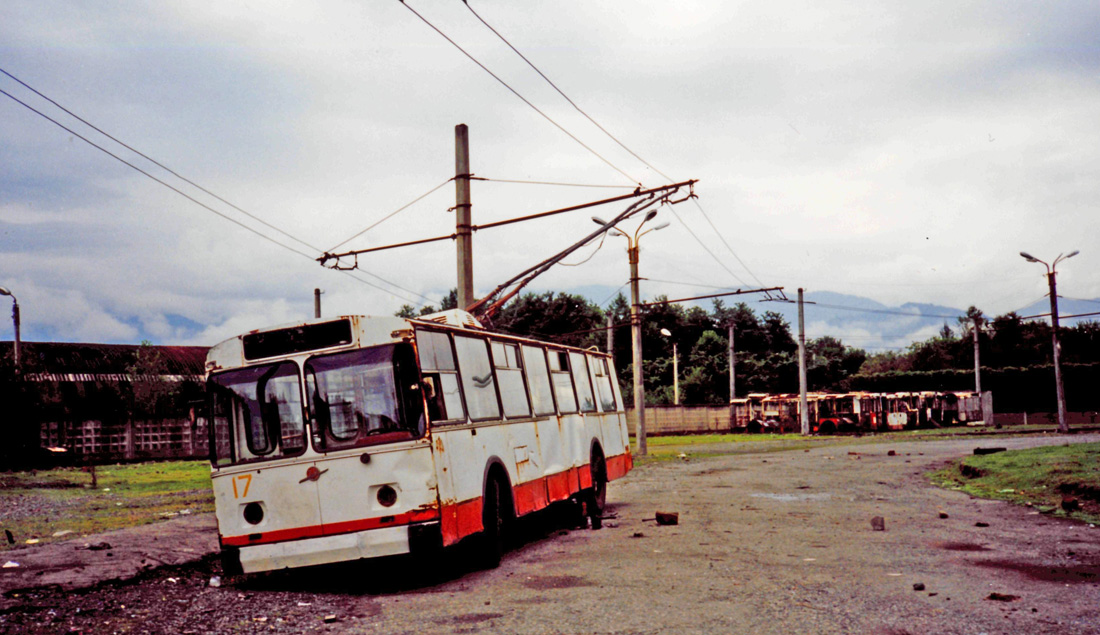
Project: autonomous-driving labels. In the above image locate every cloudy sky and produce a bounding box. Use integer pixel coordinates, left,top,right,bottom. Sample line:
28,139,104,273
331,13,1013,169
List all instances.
2,1,1099,351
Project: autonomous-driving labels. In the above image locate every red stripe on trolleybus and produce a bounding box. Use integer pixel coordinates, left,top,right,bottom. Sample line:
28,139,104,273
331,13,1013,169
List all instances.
223,451,632,549
221,507,440,547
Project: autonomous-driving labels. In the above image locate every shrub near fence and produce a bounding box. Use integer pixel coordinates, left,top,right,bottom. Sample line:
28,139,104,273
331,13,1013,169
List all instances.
625,406,732,436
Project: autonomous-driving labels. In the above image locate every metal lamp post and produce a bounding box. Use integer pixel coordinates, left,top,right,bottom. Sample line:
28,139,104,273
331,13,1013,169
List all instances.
660,328,679,405
1020,250,1079,433
592,212,669,456
0,287,20,375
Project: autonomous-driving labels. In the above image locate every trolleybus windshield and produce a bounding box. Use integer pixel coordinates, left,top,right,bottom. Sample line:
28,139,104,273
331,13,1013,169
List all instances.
305,342,425,450
209,361,305,466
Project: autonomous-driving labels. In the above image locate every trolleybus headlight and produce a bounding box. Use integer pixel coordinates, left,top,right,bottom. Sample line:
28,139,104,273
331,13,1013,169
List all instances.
243,502,264,525
377,485,397,508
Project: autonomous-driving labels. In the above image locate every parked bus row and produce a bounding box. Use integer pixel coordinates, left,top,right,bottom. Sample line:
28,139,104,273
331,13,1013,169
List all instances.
731,390,988,434
205,310,631,574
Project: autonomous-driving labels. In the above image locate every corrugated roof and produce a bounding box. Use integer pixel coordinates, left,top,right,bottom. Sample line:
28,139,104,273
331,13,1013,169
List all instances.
0,341,208,376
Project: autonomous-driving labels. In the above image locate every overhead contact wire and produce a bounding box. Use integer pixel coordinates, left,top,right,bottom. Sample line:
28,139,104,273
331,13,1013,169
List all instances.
0,85,430,305
462,0,671,182
325,177,454,253
0,66,320,254
460,2,766,288
398,1,641,186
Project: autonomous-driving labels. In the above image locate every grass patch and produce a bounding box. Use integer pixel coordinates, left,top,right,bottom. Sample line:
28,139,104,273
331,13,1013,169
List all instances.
645,433,807,446
930,442,1100,525
0,461,214,550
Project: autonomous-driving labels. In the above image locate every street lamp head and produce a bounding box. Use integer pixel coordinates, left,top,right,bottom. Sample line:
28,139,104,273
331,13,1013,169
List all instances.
651,222,671,231
1019,252,1039,263
660,328,672,337
0,287,10,297
591,216,608,226
643,209,659,222
1065,250,1080,259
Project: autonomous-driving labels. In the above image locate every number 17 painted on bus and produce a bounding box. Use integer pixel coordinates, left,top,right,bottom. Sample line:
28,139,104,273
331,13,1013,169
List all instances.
205,310,632,574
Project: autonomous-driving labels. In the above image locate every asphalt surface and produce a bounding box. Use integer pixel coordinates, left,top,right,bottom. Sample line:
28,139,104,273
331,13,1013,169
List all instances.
2,433,1099,634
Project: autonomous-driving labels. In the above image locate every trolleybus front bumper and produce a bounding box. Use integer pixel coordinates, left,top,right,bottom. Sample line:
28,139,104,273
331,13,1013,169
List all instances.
221,521,443,574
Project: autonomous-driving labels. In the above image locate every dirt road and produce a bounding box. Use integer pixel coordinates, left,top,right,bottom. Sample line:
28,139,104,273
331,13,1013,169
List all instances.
3,434,1098,634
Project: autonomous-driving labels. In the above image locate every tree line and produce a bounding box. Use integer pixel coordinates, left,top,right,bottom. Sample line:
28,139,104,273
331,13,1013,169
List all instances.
401,294,1100,409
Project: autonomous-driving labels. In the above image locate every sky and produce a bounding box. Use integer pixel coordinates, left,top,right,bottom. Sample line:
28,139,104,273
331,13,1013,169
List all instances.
2,1,1099,352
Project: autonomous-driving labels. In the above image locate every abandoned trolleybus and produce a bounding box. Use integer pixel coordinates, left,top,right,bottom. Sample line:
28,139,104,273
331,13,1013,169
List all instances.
205,310,632,574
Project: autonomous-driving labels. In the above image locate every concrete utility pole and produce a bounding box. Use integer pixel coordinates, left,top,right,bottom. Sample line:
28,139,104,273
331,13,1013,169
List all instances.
606,313,614,355
972,316,982,394
0,287,19,375
798,288,809,436
314,288,323,319
593,211,667,456
728,322,736,403
455,124,474,310
629,244,646,454
1020,250,1078,434
659,329,679,405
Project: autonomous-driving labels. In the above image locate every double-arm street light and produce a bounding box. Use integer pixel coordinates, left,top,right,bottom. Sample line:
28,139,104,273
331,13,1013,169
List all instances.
593,210,669,456
1020,250,1079,433
0,286,20,375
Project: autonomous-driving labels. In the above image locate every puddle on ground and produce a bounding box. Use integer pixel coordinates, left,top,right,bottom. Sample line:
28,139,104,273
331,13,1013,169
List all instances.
936,542,990,552
449,613,505,625
750,493,831,502
521,575,595,590
974,559,1100,583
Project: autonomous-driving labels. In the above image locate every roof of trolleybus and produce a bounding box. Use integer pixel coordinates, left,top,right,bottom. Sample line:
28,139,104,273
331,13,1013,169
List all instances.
206,311,614,371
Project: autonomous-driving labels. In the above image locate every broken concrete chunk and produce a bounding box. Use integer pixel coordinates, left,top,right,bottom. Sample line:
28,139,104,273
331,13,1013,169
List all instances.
973,447,1006,455
655,511,679,526
986,592,1019,602
913,583,926,591
870,516,886,531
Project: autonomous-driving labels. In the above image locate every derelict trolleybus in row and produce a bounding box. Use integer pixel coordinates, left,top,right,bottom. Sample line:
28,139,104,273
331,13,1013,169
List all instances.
205,310,632,574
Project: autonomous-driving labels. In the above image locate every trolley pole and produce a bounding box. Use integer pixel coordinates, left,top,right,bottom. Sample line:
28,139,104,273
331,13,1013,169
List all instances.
798,288,809,435
455,124,474,310
314,288,323,319
629,245,646,456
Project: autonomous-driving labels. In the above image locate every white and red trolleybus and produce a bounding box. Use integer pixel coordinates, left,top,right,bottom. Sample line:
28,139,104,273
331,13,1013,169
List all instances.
205,310,632,574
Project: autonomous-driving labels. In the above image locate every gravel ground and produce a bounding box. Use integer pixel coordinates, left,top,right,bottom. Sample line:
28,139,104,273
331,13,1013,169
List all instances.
2,433,1099,634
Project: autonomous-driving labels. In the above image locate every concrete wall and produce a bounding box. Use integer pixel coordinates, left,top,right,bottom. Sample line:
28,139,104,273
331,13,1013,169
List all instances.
625,406,732,436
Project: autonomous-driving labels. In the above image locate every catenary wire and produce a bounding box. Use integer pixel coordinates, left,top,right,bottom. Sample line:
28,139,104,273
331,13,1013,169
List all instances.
0,66,320,254
598,283,630,308
399,1,641,186
462,0,670,182
325,177,454,253
0,85,433,306
471,176,633,189
459,2,766,288
666,205,750,287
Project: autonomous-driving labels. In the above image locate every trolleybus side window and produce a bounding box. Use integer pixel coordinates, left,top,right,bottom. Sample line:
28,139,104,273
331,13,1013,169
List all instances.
548,350,578,414
520,344,556,416
304,343,424,450
591,356,619,412
491,340,531,418
453,334,502,421
569,351,597,413
415,329,465,422
209,361,305,465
